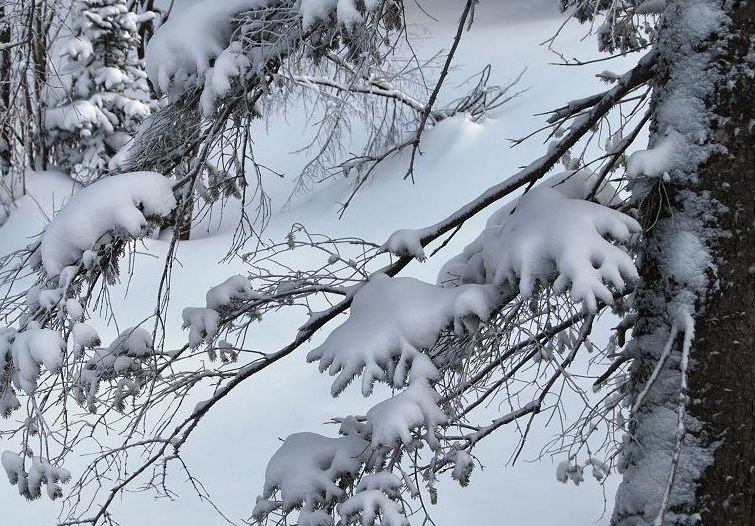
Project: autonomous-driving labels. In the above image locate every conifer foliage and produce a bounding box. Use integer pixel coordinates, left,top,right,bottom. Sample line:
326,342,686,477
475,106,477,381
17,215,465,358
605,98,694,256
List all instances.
45,0,152,183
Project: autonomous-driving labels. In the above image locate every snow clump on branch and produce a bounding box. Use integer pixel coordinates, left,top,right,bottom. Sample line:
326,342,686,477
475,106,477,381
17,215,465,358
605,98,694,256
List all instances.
145,0,391,114
73,327,154,413
145,0,262,100
39,171,176,276
182,275,257,348
254,418,410,526
1,451,71,501
306,273,495,396
433,170,640,311
1,328,65,397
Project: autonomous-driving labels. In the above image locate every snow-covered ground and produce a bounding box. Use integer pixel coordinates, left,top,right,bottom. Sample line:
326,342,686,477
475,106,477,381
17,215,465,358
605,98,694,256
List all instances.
1,2,639,524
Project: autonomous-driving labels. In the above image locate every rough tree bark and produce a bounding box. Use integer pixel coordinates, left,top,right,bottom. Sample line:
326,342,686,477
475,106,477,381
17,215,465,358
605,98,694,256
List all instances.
686,0,755,523
0,4,11,171
613,1,754,525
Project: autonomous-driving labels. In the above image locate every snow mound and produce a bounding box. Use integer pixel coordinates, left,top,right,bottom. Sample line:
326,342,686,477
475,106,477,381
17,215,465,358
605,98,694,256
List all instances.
40,171,176,276
307,274,494,396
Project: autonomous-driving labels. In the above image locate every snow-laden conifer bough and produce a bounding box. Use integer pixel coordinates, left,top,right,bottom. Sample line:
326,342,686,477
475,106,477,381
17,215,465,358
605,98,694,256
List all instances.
0,0,752,525
45,0,155,184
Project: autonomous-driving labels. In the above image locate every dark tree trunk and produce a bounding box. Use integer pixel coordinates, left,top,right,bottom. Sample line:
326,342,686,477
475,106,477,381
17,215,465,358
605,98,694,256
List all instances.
0,4,12,172
613,1,754,525
686,1,755,522
136,0,156,60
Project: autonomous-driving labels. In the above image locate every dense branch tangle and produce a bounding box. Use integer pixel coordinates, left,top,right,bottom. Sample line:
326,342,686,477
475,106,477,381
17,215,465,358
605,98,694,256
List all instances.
0,1,666,525
10,62,653,526
114,61,653,526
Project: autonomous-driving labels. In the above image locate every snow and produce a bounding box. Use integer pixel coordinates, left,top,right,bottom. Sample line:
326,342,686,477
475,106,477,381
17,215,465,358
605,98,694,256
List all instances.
38,288,63,310
59,36,94,62
145,0,263,98
307,273,493,396
438,169,620,287
45,100,113,135
0,451,23,486
300,0,363,29
40,171,176,276
625,131,679,180
71,323,101,357
205,274,256,310
450,450,474,486
45,0,154,182
181,307,220,348
256,431,369,513
0,329,21,417
256,425,410,526
339,486,408,526
382,229,426,261
146,0,387,112
181,275,256,347
1,452,71,501
612,1,727,524
365,378,446,449
10,329,65,395
82,327,152,377
65,299,84,321
199,41,251,116
435,170,640,311
95,66,128,90
635,0,668,15
556,458,609,485
482,185,639,311
1,2,632,524
74,327,153,411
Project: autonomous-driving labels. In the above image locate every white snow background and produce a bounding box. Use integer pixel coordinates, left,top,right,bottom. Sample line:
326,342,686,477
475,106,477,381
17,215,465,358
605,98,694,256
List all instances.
0,1,642,524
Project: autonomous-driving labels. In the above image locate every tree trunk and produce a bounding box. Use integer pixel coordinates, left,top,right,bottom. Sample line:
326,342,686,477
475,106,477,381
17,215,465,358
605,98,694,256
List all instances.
0,4,11,172
685,0,755,522
612,1,754,524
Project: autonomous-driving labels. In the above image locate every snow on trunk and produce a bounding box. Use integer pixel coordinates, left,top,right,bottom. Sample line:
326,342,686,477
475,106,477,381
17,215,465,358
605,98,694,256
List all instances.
612,1,730,524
